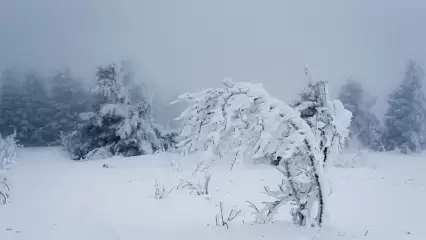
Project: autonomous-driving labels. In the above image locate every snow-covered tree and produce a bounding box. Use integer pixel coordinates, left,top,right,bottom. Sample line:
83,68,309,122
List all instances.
174,79,351,227
338,79,382,150
383,60,426,153
66,64,176,160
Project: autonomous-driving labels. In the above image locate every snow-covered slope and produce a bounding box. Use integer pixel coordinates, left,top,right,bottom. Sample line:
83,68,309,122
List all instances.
0,148,425,239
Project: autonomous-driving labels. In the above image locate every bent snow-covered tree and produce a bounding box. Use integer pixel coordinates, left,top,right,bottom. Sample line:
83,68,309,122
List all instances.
175,79,351,227
65,64,176,160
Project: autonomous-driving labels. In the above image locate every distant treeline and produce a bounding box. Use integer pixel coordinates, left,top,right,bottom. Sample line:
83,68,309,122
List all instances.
0,69,92,146
0,61,153,147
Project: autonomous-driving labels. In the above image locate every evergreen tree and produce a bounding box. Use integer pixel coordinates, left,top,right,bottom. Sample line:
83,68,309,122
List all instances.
66,64,175,160
48,70,91,144
383,60,426,153
0,70,23,137
338,79,382,150
18,72,51,146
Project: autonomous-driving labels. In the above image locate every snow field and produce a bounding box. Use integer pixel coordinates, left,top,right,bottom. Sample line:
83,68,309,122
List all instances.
0,148,425,239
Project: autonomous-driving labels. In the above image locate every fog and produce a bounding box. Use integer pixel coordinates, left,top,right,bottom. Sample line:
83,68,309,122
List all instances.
2,0,426,115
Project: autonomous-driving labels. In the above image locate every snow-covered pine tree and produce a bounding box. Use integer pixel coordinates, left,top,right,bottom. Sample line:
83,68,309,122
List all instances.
383,60,426,153
66,64,131,159
338,79,383,150
66,64,176,160
174,79,351,227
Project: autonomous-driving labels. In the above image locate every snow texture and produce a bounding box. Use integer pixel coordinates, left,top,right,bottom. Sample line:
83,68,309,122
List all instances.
0,147,424,240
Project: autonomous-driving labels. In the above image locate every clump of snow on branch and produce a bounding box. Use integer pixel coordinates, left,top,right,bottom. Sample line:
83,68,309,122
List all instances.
175,78,351,228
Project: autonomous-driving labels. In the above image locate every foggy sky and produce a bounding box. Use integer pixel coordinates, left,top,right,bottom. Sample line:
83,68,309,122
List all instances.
2,0,426,115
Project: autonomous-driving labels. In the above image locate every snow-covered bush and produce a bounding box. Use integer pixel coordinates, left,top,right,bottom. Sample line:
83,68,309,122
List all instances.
0,132,19,169
175,79,351,227
0,132,18,205
65,64,177,160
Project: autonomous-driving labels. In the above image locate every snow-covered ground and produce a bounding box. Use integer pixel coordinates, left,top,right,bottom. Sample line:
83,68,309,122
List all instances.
0,148,425,239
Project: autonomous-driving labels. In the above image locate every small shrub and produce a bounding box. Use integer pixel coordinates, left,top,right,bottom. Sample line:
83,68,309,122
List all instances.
0,177,10,205
179,174,211,195
334,149,367,168
154,180,172,199
215,202,241,229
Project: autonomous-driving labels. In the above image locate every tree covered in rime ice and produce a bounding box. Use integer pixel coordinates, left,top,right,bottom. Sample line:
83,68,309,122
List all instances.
175,79,351,227
383,60,426,153
65,64,176,160
338,79,383,150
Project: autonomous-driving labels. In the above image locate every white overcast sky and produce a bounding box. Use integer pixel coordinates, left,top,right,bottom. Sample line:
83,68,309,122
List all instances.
1,0,426,113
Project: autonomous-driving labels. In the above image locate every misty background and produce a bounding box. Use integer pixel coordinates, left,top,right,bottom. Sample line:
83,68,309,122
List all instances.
1,0,426,120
